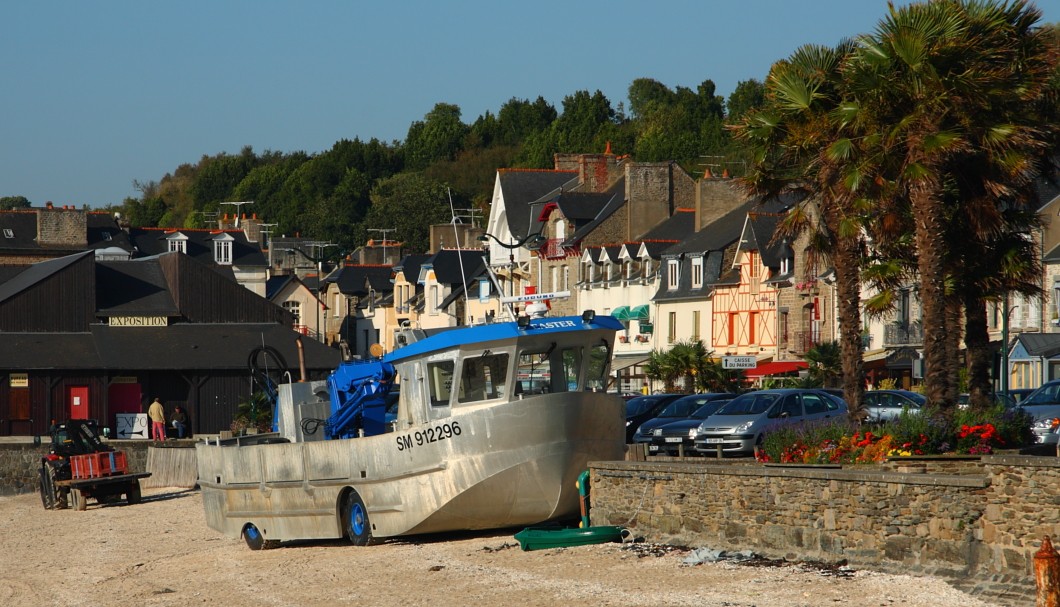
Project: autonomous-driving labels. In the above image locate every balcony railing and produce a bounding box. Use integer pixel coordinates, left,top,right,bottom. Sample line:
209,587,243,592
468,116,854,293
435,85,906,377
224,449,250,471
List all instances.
791,330,820,354
883,322,923,347
540,238,567,259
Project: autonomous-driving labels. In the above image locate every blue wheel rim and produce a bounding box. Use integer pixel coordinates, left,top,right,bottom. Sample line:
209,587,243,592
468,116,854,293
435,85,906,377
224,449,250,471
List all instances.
351,503,366,536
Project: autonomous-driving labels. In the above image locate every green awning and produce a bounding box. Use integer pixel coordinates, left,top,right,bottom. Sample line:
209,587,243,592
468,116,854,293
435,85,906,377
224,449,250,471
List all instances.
630,304,650,321
611,306,631,321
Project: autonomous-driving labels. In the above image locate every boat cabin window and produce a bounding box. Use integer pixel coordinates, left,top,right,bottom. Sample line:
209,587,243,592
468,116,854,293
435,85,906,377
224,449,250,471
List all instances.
427,361,455,407
458,353,510,403
561,347,581,391
585,343,610,392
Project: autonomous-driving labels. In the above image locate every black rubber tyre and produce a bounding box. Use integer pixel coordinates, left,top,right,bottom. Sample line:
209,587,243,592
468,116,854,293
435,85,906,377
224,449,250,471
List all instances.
344,490,377,546
126,481,141,505
243,523,279,550
70,488,87,511
38,462,56,509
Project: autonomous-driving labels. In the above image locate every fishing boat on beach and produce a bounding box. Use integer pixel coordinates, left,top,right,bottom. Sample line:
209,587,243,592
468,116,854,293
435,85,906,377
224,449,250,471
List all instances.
195,311,625,549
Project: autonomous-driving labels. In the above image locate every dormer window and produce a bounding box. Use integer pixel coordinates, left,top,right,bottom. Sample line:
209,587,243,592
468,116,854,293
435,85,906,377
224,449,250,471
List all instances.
212,233,235,265
667,259,679,290
780,256,791,275
692,257,703,289
102,231,112,241
166,232,188,254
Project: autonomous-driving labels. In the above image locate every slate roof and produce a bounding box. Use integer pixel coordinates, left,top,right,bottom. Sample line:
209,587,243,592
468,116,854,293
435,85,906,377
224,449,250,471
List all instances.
0,211,134,255
265,274,297,300
1014,333,1060,358
423,249,487,286
95,261,179,316
394,254,430,284
498,169,579,239
128,227,268,267
326,265,394,297
565,179,626,245
640,208,696,244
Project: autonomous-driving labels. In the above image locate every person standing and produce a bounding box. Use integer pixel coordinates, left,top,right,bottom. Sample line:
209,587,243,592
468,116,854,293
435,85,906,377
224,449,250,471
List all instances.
171,406,188,439
641,382,650,395
148,397,166,441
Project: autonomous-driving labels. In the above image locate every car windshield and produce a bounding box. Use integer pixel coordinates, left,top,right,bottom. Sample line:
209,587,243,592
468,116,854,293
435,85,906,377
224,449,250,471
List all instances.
658,396,710,418
691,401,728,419
625,395,667,417
716,393,780,416
1019,383,1060,406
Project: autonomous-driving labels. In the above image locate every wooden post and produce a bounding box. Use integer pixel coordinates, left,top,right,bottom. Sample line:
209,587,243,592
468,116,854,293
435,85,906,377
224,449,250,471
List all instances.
1036,535,1060,607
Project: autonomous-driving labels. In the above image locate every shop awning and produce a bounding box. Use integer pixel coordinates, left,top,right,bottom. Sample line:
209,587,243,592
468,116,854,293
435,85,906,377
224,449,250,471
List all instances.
629,304,650,321
611,305,649,322
612,355,648,372
744,360,808,378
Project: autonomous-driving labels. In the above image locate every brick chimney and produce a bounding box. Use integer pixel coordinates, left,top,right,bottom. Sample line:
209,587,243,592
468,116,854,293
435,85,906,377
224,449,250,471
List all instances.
695,173,746,230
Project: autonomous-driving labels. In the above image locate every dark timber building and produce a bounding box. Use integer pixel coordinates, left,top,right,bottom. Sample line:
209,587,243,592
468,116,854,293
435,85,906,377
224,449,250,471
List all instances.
0,251,339,436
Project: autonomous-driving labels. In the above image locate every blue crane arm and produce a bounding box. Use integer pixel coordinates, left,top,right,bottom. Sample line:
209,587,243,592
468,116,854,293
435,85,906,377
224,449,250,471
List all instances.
324,359,395,439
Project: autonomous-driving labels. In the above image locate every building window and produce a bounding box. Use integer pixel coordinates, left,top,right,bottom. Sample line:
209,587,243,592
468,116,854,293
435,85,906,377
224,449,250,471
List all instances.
667,260,679,290
668,311,677,343
728,312,738,345
563,266,569,291
692,310,700,341
214,240,232,265
283,300,302,325
334,292,343,317
429,285,439,315
555,219,566,241
167,238,187,254
749,311,758,344
692,257,703,289
551,266,558,292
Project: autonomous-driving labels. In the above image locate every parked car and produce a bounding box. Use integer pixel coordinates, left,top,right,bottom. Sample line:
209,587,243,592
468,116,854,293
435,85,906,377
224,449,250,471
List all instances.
694,389,847,456
862,389,926,423
1007,388,1035,404
957,392,1016,408
1014,380,1060,446
624,394,684,443
631,393,736,445
647,399,732,456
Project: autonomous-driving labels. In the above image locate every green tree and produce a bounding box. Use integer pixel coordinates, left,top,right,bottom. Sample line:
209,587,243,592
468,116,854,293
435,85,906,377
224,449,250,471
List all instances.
734,40,870,419
0,196,31,210
804,341,842,388
404,103,469,171
845,0,1059,409
357,173,452,254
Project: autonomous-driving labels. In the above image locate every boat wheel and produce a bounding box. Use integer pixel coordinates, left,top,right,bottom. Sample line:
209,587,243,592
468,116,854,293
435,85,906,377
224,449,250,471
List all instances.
344,490,377,546
243,523,279,550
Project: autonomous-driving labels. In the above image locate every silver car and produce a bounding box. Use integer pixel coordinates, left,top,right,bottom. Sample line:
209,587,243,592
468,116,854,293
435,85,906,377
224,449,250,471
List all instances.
694,389,847,455
1016,380,1060,446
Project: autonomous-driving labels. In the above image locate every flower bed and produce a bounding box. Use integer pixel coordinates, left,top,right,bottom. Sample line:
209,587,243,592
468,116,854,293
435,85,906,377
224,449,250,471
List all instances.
757,402,1034,464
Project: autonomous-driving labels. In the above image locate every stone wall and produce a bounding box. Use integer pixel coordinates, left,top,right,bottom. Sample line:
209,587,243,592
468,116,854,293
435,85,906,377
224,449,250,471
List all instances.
37,207,87,246
0,441,153,497
589,456,1060,606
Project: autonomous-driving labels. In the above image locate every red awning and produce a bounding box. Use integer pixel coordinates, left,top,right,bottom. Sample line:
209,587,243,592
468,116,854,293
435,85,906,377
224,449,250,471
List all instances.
744,361,808,378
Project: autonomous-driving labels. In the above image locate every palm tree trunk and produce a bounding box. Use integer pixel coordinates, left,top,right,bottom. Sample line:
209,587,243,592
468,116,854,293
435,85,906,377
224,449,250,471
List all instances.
944,298,962,405
909,176,953,409
829,218,865,421
963,294,993,410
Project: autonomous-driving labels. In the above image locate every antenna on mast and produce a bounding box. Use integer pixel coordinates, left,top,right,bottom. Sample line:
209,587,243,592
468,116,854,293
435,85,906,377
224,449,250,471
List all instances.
219,201,254,228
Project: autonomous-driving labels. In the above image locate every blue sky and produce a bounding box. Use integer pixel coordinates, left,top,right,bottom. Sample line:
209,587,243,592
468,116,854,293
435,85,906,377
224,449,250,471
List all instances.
2,0,1058,209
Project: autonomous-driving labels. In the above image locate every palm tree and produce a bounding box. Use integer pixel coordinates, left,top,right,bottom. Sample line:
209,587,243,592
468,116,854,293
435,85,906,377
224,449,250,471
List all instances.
844,0,1059,410
734,41,871,420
